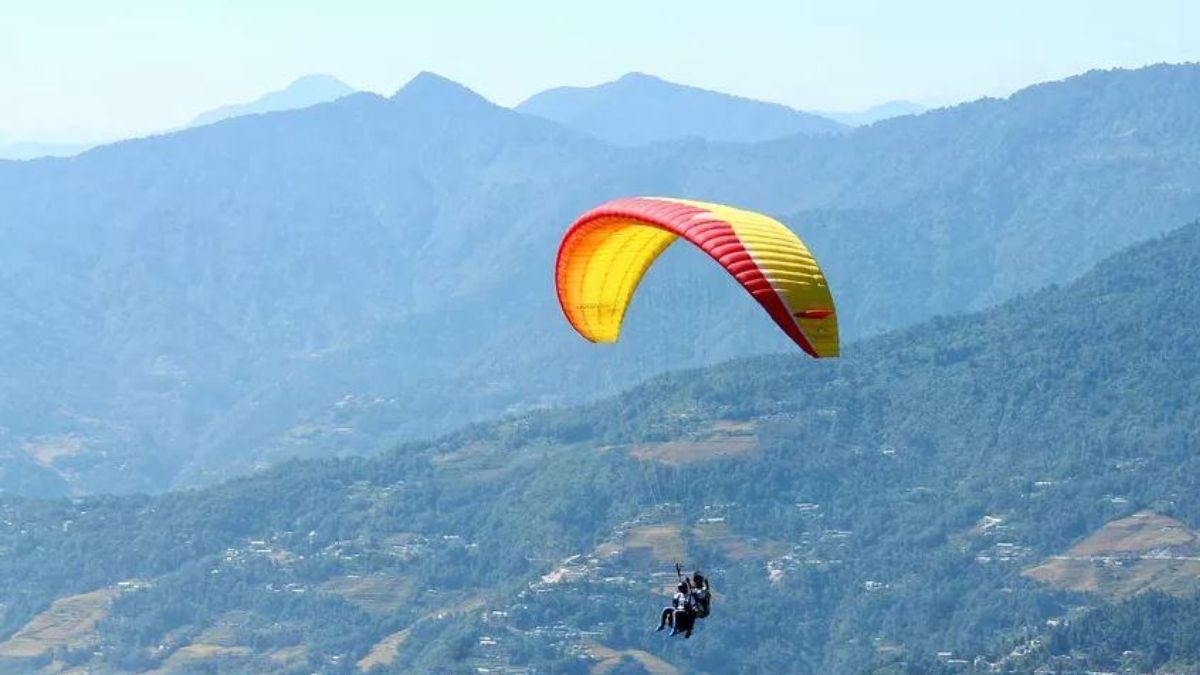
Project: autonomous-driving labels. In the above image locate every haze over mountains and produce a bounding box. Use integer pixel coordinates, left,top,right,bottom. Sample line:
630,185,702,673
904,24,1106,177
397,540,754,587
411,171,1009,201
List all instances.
1,64,1199,499
0,76,357,161
0,139,96,161
516,73,928,141
516,72,848,144
188,74,357,128
815,100,929,126
2,71,924,163
2,208,1199,673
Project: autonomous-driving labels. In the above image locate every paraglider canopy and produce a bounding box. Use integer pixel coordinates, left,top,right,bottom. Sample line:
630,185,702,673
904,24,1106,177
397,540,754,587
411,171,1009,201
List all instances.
555,197,838,358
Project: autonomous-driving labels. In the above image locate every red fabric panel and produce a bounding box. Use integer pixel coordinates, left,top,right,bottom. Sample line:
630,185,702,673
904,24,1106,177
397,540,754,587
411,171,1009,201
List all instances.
557,197,818,357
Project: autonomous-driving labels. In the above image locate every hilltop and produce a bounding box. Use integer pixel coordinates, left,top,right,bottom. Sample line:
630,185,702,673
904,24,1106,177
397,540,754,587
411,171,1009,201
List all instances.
189,74,356,127
517,72,846,144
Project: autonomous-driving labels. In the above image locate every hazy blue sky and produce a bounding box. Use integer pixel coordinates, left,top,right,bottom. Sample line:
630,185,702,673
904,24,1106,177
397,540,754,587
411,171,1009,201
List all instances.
3,0,1198,139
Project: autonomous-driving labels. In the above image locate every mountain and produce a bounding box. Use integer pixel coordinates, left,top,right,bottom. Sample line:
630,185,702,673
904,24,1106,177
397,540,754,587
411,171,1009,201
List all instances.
516,72,847,144
2,64,1200,497
0,76,354,161
189,74,356,127
816,100,929,126
0,128,108,160
0,140,93,161
2,215,1200,673
0,72,624,495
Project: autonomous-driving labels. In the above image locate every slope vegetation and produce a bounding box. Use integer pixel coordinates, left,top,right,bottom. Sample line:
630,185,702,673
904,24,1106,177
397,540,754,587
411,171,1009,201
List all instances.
2,218,1200,672
2,65,1199,494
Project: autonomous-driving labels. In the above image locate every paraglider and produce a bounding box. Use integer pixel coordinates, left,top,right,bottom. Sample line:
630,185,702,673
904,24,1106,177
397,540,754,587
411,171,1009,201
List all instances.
655,564,712,638
556,198,836,639
555,196,838,358
656,579,697,637
688,569,712,619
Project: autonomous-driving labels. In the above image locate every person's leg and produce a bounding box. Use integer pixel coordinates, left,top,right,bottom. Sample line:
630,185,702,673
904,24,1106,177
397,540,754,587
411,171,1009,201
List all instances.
656,607,672,631
677,611,695,637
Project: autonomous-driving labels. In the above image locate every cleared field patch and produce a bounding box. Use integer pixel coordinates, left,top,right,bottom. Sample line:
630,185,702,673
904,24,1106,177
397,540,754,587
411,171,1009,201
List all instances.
1111,559,1200,596
694,521,787,561
22,435,84,468
1026,558,1200,598
190,610,257,647
711,420,755,434
148,644,253,674
1069,510,1197,556
356,595,485,671
1024,558,1104,593
631,421,757,466
357,628,411,672
0,588,116,658
267,644,307,668
321,574,415,615
431,441,527,484
588,643,680,675
1024,510,1200,598
624,524,685,562
432,441,499,469
595,541,622,557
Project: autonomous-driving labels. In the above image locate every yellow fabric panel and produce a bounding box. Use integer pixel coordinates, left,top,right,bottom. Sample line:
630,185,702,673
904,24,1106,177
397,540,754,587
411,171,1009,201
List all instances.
558,217,679,342
664,199,839,357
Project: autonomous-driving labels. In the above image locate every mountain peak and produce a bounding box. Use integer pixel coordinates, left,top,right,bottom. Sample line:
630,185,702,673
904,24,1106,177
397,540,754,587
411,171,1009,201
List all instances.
391,72,494,109
284,74,354,95
189,74,356,127
516,72,845,145
615,71,664,84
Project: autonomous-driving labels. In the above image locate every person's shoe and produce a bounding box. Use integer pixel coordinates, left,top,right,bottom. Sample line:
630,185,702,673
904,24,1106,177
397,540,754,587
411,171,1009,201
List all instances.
684,630,692,639
655,624,665,632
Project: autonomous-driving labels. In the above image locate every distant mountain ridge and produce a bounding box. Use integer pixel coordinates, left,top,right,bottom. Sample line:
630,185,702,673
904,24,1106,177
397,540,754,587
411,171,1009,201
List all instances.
0,75,357,160
516,71,847,144
0,127,109,160
0,139,93,161
816,99,928,126
188,74,356,127
1,64,1199,496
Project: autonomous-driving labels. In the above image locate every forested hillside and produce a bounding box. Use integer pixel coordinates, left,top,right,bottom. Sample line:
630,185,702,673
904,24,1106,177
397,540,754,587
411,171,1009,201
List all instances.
2,65,1199,495
2,218,1199,673
1009,592,1200,673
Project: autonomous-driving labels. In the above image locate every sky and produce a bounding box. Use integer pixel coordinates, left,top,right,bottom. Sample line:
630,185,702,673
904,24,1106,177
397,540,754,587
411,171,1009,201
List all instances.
2,0,1198,140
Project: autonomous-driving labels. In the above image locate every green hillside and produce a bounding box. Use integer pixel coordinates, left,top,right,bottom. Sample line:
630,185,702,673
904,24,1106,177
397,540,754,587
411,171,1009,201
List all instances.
1006,592,1200,673
2,65,1200,495
2,217,1199,673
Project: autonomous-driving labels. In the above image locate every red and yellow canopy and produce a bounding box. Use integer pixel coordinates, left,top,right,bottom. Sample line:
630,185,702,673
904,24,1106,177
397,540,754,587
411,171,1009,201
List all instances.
555,197,838,358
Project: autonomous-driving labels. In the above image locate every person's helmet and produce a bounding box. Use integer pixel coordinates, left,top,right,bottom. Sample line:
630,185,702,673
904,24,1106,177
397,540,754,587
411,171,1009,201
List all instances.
677,582,688,593
692,571,704,584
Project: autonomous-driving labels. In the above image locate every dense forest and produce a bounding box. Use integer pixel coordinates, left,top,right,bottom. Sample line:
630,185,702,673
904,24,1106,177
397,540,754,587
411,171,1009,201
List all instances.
2,64,1200,495
1007,592,1200,673
2,218,1200,673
